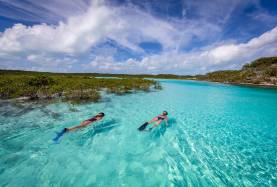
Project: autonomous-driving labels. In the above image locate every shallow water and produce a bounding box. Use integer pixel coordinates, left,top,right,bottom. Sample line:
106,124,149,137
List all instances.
0,80,277,187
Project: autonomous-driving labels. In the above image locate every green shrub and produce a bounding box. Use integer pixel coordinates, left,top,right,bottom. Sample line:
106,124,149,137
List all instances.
28,76,55,87
0,72,160,102
265,67,277,76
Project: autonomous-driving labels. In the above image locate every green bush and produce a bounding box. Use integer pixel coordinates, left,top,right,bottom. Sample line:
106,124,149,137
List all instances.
196,56,277,85
265,67,277,76
0,72,161,102
242,57,277,69
28,76,55,87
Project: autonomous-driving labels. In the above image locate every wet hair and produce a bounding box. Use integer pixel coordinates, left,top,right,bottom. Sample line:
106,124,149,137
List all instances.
98,112,105,117
163,111,168,115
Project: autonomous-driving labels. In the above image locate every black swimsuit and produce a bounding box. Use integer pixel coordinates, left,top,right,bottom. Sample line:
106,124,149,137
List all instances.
157,116,166,121
87,117,97,122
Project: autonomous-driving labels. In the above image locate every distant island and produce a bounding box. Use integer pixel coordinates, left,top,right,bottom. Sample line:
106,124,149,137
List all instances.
120,56,276,87
195,57,277,87
0,56,276,102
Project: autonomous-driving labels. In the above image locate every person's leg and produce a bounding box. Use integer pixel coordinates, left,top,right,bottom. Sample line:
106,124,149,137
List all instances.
66,120,92,132
138,117,158,131
148,117,158,124
152,120,162,128
148,120,162,131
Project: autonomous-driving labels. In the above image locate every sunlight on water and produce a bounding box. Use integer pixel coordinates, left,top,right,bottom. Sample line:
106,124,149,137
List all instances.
0,80,277,186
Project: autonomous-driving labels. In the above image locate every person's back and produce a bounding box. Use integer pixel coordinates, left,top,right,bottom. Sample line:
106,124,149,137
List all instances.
65,112,105,132
53,112,105,143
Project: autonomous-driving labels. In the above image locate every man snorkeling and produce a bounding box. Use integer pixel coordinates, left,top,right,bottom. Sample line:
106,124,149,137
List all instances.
65,112,105,132
138,111,168,131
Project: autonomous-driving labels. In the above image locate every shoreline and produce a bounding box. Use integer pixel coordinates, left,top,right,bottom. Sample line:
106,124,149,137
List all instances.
228,82,277,88
205,80,277,89
153,77,277,89
0,87,161,103
0,73,161,102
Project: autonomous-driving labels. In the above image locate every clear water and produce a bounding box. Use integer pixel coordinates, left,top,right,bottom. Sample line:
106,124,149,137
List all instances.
1,80,277,187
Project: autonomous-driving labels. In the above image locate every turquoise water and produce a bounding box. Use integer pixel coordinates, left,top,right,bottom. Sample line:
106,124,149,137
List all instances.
1,80,277,187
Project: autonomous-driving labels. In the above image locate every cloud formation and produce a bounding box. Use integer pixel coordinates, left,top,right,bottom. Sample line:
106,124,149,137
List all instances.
0,2,113,54
0,0,276,74
86,26,277,74
0,0,90,23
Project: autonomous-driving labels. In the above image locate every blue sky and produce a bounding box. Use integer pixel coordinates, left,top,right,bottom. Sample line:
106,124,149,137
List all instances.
0,0,276,74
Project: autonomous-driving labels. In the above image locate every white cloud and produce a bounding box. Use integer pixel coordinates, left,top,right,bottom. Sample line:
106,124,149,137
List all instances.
0,2,113,54
182,0,245,24
0,0,276,74
0,0,90,23
83,26,277,74
0,1,221,55
206,26,277,66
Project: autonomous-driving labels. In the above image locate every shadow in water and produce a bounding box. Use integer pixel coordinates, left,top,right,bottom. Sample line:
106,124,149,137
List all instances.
93,120,119,134
69,107,79,112
0,103,35,117
151,118,177,138
0,101,62,119
79,119,119,144
40,108,62,120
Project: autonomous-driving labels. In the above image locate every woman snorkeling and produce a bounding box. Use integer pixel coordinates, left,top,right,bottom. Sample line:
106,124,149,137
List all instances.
53,112,105,143
65,112,105,132
138,111,168,131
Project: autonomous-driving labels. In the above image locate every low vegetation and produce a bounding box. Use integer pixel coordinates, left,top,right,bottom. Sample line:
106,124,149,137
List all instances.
1,57,276,102
0,71,161,103
195,57,277,86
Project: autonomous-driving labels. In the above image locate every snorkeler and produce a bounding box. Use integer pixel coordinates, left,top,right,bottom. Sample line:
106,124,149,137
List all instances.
65,112,105,132
53,112,105,143
138,111,168,131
